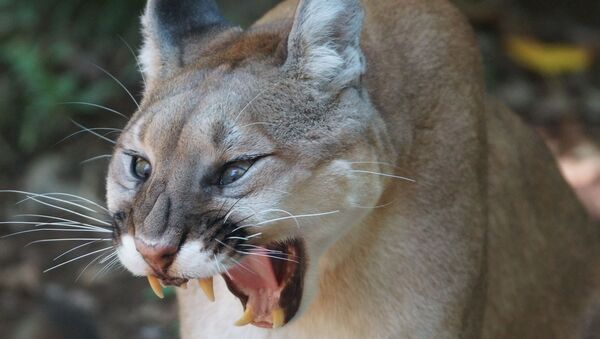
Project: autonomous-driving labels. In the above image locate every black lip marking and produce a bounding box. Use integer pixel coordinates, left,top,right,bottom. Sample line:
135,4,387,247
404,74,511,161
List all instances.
278,239,306,325
159,276,188,287
223,273,249,308
111,210,128,243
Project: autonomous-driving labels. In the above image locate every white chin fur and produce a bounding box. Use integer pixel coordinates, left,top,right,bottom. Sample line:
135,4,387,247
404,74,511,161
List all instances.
169,240,222,278
116,235,149,276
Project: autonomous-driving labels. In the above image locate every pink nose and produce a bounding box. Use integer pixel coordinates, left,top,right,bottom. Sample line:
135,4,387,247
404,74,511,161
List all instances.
134,238,178,274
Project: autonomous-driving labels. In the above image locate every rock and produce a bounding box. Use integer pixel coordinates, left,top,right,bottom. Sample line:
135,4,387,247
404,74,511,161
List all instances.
582,88,600,124
10,285,101,339
531,90,572,124
496,77,535,114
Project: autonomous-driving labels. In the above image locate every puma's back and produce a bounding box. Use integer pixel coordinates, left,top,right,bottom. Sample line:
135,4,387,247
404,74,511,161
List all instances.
484,101,600,338
106,0,600,338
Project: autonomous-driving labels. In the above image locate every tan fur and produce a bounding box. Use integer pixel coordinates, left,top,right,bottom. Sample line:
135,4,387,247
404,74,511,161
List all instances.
107,0,600,338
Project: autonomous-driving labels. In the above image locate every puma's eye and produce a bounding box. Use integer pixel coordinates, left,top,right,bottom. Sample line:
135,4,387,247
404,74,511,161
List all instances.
219,160,253,185
132,157,152,180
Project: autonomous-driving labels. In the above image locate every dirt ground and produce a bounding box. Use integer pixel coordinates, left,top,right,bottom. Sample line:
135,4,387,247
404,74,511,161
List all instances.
1,1,599,339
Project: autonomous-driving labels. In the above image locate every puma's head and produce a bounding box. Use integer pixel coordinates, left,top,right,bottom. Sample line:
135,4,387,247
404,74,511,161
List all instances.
107,0,393,328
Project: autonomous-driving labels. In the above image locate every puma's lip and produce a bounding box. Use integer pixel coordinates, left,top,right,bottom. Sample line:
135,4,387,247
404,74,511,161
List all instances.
146,276,213,300
223,238,306,329
145,239,306,329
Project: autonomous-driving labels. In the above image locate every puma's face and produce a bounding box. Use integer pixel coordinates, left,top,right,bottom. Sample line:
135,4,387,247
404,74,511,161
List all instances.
107,0,390,328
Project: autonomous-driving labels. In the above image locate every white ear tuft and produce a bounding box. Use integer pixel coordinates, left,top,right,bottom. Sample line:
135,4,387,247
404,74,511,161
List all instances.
139,10,162,84
286,0,365,89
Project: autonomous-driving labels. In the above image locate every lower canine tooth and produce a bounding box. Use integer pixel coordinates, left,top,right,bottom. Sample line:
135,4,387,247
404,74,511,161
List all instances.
198,277,215,302
234,307,253,326
272,307,285,329
147,275,164,299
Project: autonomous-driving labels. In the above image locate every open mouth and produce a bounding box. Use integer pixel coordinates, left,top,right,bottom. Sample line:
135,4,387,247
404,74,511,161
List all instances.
146,239,306,329
223,238,306,328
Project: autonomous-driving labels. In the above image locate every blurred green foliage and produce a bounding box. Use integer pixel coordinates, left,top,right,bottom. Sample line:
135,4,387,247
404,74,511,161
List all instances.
0,0,281,167
0,0,147,158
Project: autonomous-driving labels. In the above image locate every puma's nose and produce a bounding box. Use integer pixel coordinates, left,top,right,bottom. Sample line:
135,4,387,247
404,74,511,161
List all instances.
134,238,178,274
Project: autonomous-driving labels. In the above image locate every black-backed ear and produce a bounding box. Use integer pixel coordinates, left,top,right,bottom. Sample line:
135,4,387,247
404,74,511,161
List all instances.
140,0,236,83
285,0,365,90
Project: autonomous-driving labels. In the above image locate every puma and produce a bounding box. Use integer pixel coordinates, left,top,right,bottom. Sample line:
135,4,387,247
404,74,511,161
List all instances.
106,0,600,337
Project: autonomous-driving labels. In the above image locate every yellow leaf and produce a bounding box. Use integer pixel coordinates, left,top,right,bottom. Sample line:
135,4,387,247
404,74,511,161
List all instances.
506,36,593,76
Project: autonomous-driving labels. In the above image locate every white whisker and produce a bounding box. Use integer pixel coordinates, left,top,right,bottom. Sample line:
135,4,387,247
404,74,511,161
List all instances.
234,85,276,122
44,246,114,273
119,36,147,89
349,170,415,182
244,232,262,240
257,209,300,228
214,258,231,278
228,236,252,241
81,154,113,164
10,193,112,226
240,250,298,263
61,101,128,119
102,130,122,137
26,238,109,247
2,228,112,239
94,253,121,280
227,232,263,242
98,256,122,279
76,252,109,282
231,210,340,233
217,239,298,263
70,120,116,144
0,221,112,235
14,214,109,229
91,259,115,281
238,243,285,254
92,63,141,111
0,221,109,232
99,251,119,265
9,192,109,213
228,256,258,276
12,191,99,214
57,127,123,145
223,206,256,225
349,200,396,209
53,240,108,261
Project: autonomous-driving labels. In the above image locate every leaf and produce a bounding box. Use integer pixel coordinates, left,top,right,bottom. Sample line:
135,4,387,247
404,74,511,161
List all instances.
506,36,593,76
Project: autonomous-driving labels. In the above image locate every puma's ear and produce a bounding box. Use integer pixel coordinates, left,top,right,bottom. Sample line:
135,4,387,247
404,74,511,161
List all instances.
285,0,365,90
140,0,235,83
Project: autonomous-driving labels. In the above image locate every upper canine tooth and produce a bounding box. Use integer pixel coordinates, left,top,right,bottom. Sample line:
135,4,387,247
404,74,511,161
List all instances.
234,307,253,326
198,277,215,302
147,275,164,299
272,307,285,329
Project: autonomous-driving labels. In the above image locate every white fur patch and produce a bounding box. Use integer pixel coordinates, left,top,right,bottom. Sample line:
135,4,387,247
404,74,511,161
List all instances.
289,0,365,88
169,240,223,278
139,8,161,85
116,235,149,276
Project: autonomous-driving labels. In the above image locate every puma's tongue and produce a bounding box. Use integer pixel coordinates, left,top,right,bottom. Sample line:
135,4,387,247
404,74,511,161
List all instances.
226,249,285,327
227,250,279,290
